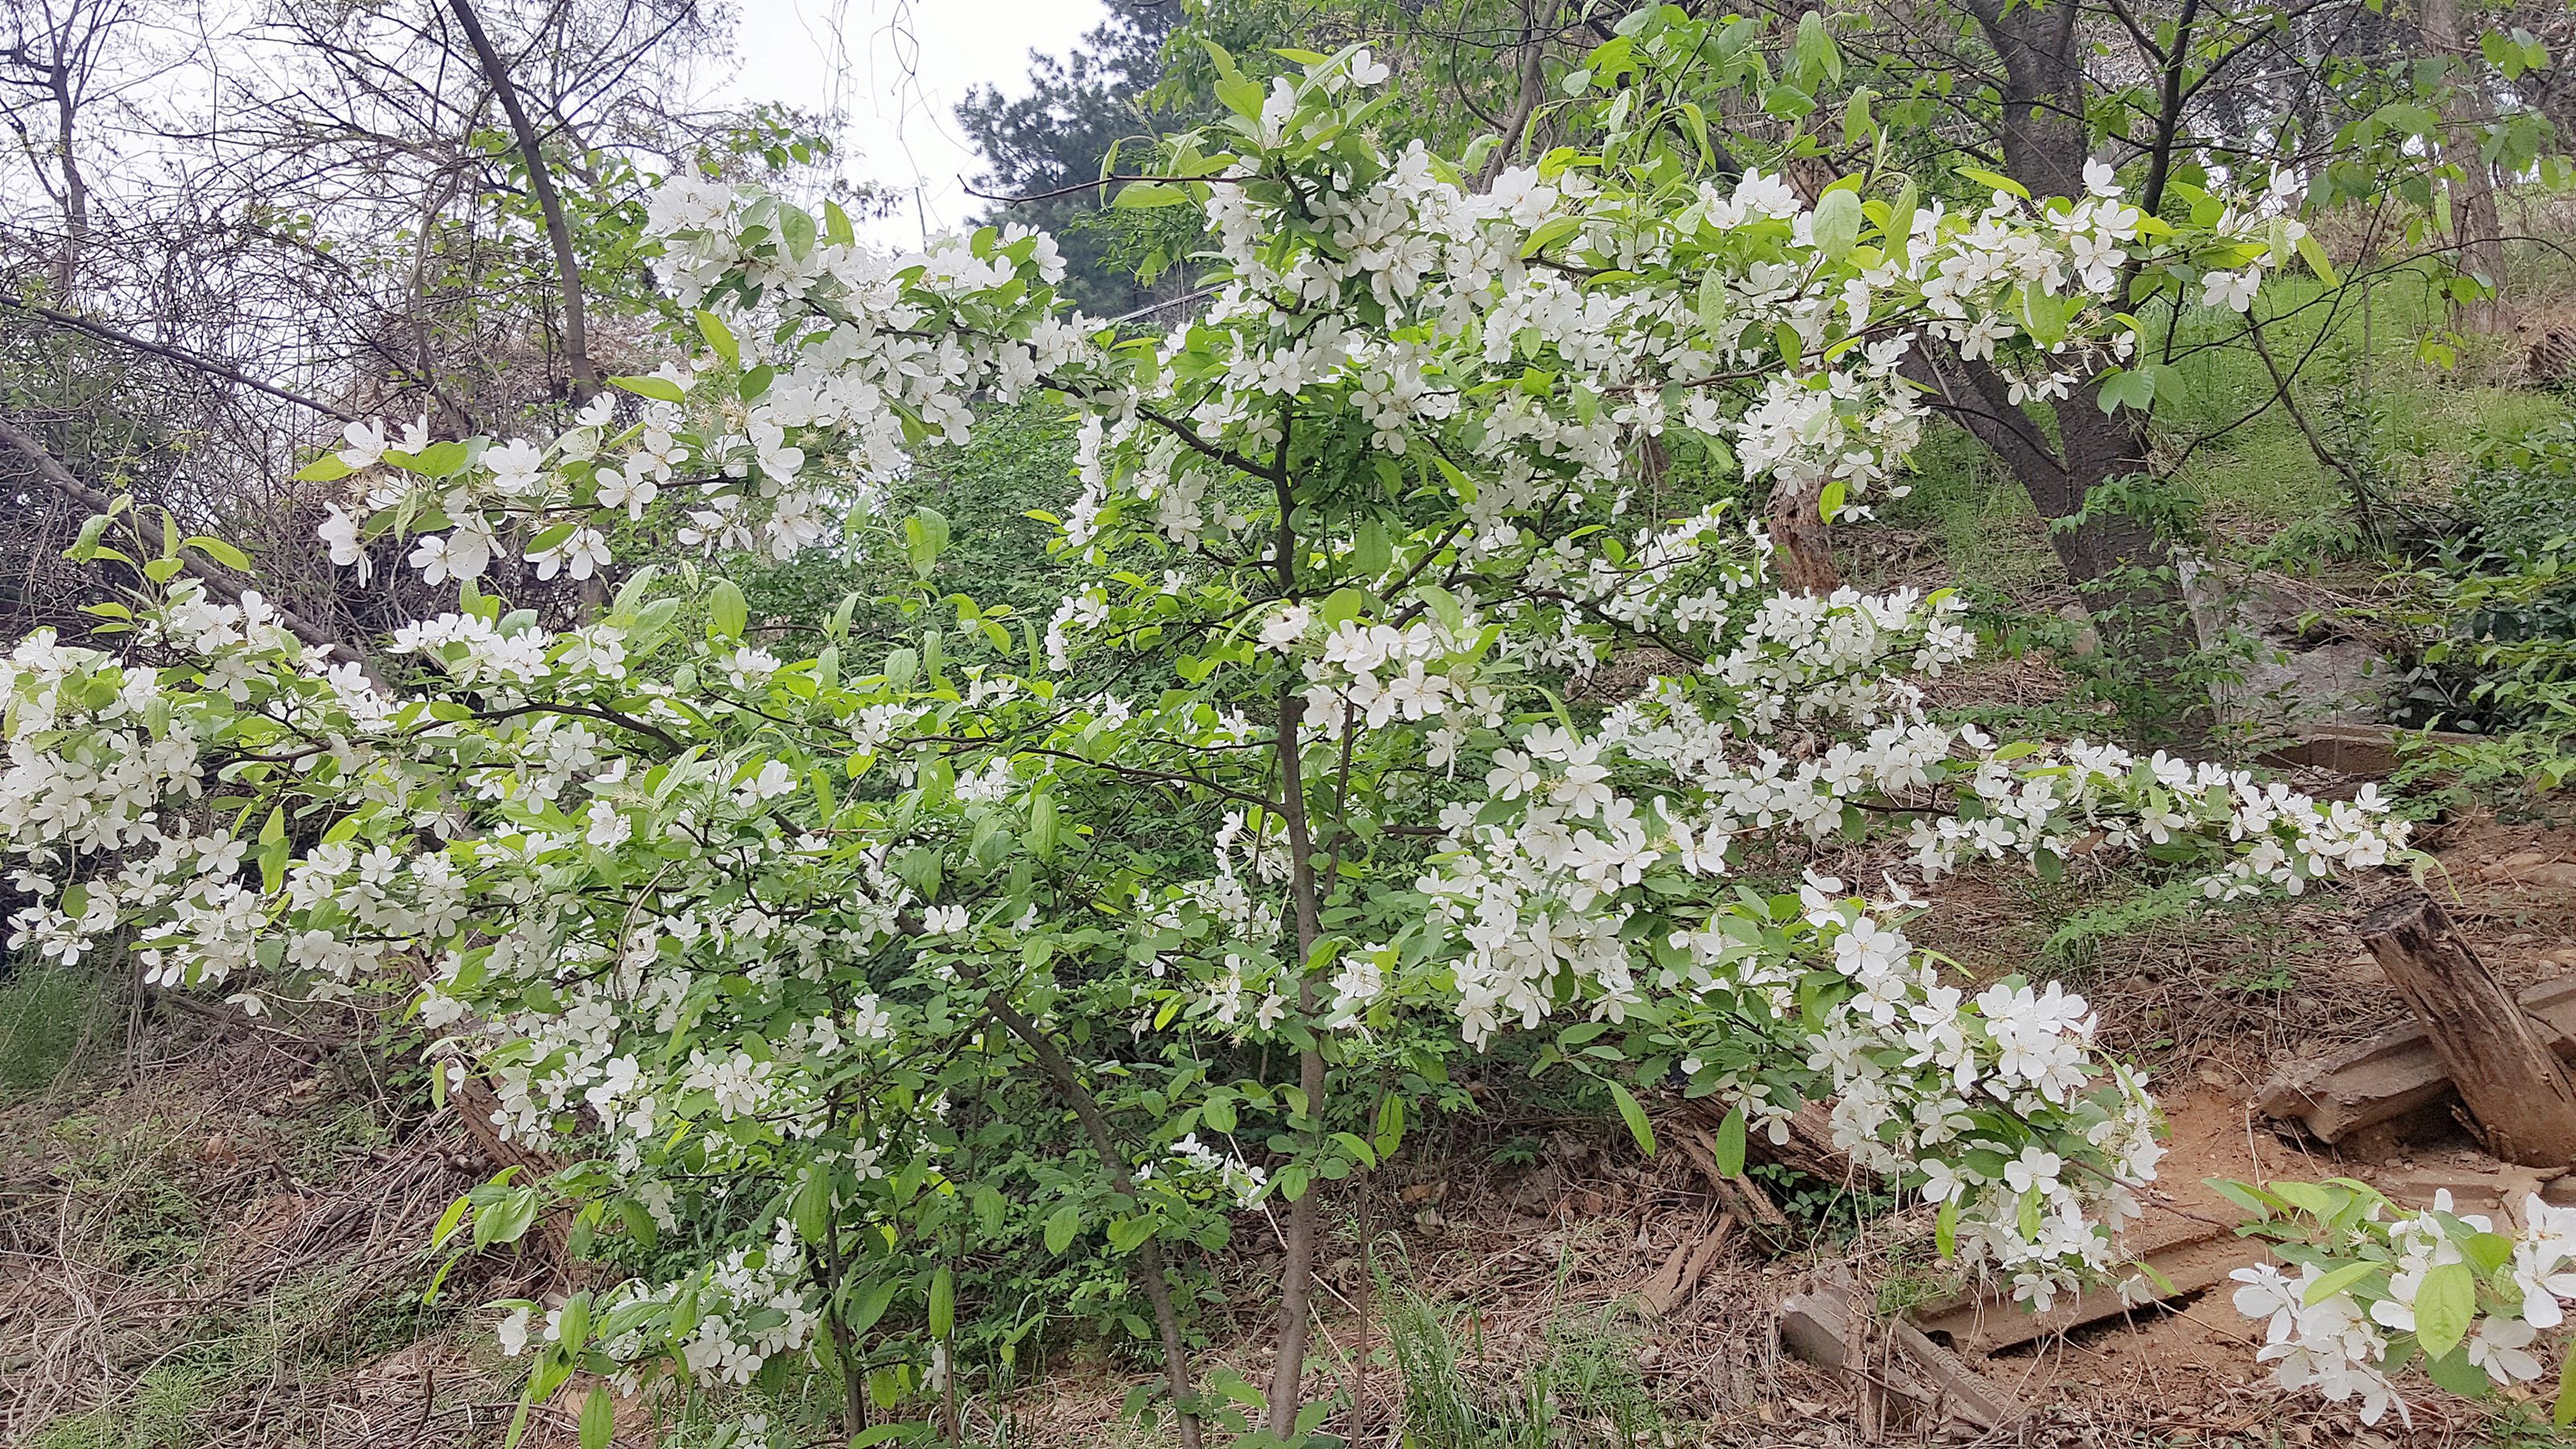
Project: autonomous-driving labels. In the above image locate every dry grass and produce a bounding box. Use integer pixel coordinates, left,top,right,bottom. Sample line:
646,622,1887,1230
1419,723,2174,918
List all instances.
0,993,547,1449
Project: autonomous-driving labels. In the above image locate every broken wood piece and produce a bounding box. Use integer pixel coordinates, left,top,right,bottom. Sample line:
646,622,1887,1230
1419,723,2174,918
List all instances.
1674,1212,1734,1306
1781,1265,2020,1432
1637,1236,1695,1316
1885,1319,2017,1431
1677,1125,1789,1227
1779,1264,1868,1369
2257,975,2576,1143
2372,1163,2574,1217
2361,896,2576,1166
1907,1208,2251,1354
1637,1212,1736,1315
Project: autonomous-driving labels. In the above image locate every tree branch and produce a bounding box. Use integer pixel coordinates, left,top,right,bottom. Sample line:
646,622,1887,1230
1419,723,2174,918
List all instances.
0,292,361,422
983,993,1203,1449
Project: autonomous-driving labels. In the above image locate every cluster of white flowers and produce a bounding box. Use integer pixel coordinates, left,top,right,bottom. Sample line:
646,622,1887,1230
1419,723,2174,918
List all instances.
500,1217,824,1389
2231,1188,2576,1426
1138,1131,1269,1207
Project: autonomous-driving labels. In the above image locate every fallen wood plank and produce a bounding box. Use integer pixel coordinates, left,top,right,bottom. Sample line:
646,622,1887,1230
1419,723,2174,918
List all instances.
1636,1212,1734,1316
1781,1265,2021,1432
2256,975,2576,1143
1637,1232,1699,1317
1906,1208,2250,1355
2373,1164,2571,1216
1672,1212,1735,1307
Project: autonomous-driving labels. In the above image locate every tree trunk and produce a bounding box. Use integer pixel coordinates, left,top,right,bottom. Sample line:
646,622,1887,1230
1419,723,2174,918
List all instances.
2361,897,2576,1167
2421,0,2510,332
1264,687,1327,1439
1898,351,2177,592
46,55,90,299
1765,469,1839,595
1961,0,2088,204
1933,0,2198,714
1476,2,1548,191
444,0,599,403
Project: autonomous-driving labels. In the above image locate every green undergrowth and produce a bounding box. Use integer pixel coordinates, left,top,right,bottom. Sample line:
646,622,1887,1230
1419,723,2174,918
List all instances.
0,962,119,1099
1379,1249,1664,1449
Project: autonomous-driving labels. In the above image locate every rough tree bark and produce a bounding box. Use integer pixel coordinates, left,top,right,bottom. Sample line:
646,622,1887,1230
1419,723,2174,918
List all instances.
1904,0,2194,683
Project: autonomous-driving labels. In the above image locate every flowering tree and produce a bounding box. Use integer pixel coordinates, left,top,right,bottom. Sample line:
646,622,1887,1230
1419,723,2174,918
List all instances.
4,14,2417,1445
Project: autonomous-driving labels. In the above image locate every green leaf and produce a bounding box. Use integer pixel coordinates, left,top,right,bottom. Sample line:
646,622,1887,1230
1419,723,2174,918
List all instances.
2095,367,2156,415
2295,233,2339,287
708,579,748,641
1521,214,1583,258
846,1277,899,1335
695,310,738,365
184,535,252,571
2269,1181,2335,1217
294,454,352,482
477,1188,539,1247
1955,167,2030,200
609,374,685,402
1841,87,1876,147
1934,1196,1959,1258
1811,188,1862,260
2424,1344,2491,1397
2301,1259,2380,1305
1044,1203,1082,1254
614,1197,658,1252
1113,181,1191,208
1374,1094,1405,1160
1710,1104,1748,1176
792,1169,831,1243
1695,270,1729,333
2467,1231,2516,1274
578,1386,614,1449
1606,1081,1656,1156
2414,1260,2475,1359
2202,1177,2273,1220
431,1195,473,1249
930,1264,955,1339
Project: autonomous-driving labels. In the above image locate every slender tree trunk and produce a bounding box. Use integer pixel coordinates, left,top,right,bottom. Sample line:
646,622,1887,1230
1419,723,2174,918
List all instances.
1477,2,1547,191
2421,0,2509,332
46,56,90,298
1264,686,1327,1439
443,0,599,402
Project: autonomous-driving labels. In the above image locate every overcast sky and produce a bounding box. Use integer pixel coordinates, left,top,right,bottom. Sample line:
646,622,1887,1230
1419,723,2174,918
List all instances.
720,0,1112,250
